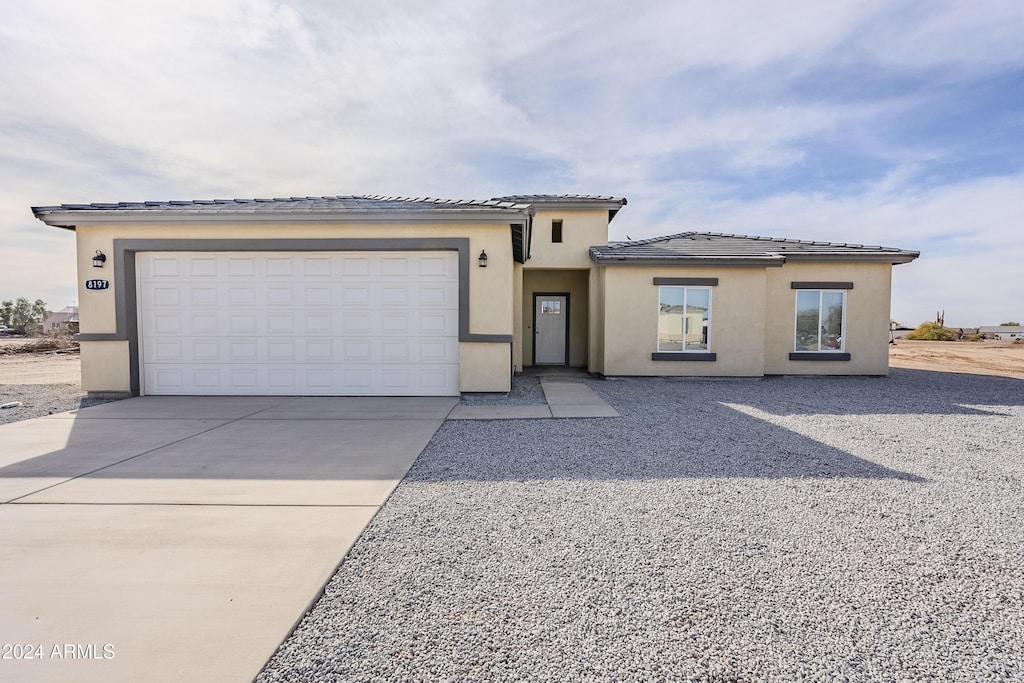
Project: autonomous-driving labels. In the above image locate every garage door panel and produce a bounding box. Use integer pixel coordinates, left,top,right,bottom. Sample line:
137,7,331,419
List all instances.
418,311,455,334
227,285,258,307
191,312,220,334
188,257,218,277
267,286,295,306
381,313,410,334
144,255,182,278
302,286,332,306
149,312,183,334
226,256,256,277
417,285,454,307
228,339,259,362
380,256,409,276
339,256,370,276
267,312,295,333
139,251,459,396
341,339,372,362
380,286,410,306
150,286,181,306
418,255,453,277
189,286,219,307
419,338,458,362
265,257,294,277
302,312,333,334
228,313,259,335
302,256,332,277
341,284,371,306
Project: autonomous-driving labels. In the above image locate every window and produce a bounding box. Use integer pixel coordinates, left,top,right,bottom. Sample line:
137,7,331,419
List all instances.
658,286,711,351
551,219,563,243
794,290,846,352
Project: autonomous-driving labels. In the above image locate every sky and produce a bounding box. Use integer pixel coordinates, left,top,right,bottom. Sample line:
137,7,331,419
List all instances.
2,0,1022,327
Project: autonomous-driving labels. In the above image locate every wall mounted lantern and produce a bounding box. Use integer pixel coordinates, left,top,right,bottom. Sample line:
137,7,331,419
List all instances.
478,250,488,267
92,250,107,268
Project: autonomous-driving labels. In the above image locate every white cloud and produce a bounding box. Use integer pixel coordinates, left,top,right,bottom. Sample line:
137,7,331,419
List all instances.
1,0,1022,326
606,172,1024,326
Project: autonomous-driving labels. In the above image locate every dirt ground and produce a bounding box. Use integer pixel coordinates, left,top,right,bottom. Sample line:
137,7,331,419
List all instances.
0,352,82,385
888,339,1024,380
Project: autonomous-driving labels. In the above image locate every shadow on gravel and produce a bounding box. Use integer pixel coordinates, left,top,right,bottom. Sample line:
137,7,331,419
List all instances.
0,391,119,426
407,369,1024,483
731,368,1024,417
410,385,931,483
413,369,1021,483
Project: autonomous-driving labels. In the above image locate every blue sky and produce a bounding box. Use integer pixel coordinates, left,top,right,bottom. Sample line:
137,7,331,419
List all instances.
2,0,1022,327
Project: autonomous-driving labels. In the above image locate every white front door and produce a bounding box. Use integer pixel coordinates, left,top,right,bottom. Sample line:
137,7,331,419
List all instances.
534,295,567,365
137,251,460,396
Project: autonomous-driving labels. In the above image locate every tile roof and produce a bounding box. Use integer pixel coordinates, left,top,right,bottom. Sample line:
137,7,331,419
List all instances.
32,195,534,216
591,231,919,264
491,194,627,205
32,195,539,265
31,194,628,222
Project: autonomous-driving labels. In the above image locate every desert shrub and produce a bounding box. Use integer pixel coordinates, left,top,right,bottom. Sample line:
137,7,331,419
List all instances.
964,334,982,342
905,322,956,341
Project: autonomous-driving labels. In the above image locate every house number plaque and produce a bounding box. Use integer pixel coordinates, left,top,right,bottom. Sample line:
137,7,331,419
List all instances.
85,279,110,290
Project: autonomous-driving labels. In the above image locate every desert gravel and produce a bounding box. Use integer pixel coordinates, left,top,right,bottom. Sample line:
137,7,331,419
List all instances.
259,369,1023,682
460,374,546,405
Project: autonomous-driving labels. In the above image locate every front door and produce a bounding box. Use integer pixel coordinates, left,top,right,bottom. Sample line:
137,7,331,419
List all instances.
534,294,568,365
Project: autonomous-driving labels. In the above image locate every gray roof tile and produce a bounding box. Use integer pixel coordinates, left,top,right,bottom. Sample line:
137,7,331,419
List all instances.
492,194,627,205
591,231,918,264
32,194,537,217
33,194,631,218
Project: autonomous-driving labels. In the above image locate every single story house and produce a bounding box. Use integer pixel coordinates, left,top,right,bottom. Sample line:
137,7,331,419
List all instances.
978,326,1024,340
42,305,79,334
32,194,918,397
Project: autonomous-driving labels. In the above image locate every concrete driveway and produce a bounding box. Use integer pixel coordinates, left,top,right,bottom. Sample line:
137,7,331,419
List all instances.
0,396,457,683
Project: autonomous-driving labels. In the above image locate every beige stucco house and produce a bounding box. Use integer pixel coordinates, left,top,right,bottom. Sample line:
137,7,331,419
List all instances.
32,194,918,397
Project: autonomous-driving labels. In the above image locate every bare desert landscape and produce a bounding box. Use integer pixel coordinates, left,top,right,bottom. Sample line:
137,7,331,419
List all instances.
888,339,1024,380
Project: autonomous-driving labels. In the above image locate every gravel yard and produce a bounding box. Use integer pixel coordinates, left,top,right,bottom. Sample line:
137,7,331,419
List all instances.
259,370,1023,682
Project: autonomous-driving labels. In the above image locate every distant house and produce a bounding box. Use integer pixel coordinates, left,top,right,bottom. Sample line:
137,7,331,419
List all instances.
42,305,79,334
32,194,918,397
979,326,1024,340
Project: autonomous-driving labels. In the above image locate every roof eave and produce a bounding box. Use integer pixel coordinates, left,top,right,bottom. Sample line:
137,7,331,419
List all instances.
780,251,920,264
523,200,627,213
32,208,534,229
590,252,786,267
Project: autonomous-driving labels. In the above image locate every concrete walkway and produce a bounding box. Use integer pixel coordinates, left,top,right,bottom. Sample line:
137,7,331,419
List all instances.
448,379,620,420
0,396,456,683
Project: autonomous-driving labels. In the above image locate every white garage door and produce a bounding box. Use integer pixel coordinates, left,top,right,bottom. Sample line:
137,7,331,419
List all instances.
138,251,460,396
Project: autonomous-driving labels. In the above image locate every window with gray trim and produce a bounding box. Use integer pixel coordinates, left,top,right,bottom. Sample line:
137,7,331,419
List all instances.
658,286,711,352
794,289,846,352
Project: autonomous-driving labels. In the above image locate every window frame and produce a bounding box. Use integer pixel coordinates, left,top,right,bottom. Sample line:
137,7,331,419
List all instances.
657,285,712,353
551,219,563,244
793,288,847,353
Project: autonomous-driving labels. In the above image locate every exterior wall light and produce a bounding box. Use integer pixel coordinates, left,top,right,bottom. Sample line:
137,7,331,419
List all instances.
478,250,488,267
92,250,107,268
